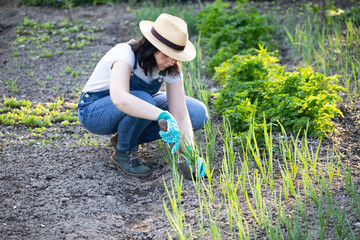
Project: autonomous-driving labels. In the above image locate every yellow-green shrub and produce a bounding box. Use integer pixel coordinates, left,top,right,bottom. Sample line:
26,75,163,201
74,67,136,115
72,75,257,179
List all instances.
213,47,344,138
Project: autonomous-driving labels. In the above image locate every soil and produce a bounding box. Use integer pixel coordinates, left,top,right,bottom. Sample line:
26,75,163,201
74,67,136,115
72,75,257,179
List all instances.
0,1,359,239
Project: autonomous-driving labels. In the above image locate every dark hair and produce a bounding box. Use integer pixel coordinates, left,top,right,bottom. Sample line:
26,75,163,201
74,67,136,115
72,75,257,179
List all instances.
130,37,180,77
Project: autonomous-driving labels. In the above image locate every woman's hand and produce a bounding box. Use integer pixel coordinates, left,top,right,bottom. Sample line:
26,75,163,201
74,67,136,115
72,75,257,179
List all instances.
157,111,180,154
194,156,206,178
183,145,206,178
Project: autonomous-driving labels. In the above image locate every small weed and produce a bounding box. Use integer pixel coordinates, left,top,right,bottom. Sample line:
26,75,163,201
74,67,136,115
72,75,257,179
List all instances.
40,48,52,57
25,139,38,147
5,80,19,93
12,16,102,61
72,84,83,97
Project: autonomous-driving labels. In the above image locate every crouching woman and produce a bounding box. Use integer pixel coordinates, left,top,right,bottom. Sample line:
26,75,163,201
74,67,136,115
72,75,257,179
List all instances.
77,13,208,177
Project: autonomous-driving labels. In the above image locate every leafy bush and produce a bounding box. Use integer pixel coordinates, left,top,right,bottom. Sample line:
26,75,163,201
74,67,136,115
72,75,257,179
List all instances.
213,47,344,138
196,0,278,74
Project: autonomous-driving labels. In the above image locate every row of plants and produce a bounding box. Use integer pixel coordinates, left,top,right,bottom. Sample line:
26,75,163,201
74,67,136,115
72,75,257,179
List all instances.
3,15,103,104
0,96,79,128
129,0,360,238
163,116,359,239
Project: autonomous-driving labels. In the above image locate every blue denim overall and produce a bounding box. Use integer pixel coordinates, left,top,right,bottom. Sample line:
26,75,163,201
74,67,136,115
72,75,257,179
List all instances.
78,54,208,152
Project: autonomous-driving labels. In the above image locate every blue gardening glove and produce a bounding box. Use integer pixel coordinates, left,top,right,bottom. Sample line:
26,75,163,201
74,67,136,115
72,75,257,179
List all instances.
184,146,206,178
157,111,180,154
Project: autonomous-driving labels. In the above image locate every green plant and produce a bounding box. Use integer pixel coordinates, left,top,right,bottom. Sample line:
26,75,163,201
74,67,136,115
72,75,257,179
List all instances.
3,96,32,108
196,0,278,74
46,74,53,81
213,46,344,138
12,17,103,61
72,84,83,97
40,48,52,57
0,97,79,128
162,114,360,238
5,80,19,93
162,164,188,239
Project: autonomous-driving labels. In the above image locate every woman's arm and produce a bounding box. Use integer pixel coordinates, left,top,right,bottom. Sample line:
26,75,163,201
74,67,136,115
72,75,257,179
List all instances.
166,78,194,147
109,60,163,121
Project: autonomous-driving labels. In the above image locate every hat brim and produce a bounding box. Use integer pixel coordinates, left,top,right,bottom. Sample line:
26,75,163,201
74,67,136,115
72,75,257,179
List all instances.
139,20,196,62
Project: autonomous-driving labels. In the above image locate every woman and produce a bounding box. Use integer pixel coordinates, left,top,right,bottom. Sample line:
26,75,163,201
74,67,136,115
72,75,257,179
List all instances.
77,13,208,178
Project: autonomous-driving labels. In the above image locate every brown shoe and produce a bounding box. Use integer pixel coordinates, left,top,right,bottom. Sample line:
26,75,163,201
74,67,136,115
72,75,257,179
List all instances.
110,149,151,177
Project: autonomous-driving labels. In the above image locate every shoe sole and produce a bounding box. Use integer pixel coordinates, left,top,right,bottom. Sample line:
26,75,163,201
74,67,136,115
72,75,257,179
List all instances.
110,154,151,177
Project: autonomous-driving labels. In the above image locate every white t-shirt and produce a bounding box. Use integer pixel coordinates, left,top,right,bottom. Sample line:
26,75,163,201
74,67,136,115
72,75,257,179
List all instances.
82,43,182,93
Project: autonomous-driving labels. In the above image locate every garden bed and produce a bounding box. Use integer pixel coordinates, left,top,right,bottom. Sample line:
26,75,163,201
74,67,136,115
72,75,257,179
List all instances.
0,0,359,239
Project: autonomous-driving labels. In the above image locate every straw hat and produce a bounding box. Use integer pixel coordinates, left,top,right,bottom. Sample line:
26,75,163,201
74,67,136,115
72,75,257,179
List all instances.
139,13,196,62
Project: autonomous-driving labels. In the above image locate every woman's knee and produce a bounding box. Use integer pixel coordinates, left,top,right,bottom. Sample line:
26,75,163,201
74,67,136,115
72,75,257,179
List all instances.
187,98,208,131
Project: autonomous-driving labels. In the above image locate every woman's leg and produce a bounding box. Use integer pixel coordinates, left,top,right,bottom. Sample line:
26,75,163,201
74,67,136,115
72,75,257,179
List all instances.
78,93,125,135
78,90,153,176
138,92,209,144
116,91,155,152
78,90,156,152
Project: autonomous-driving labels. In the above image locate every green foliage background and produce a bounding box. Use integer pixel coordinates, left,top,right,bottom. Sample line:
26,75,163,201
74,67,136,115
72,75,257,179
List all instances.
196,0,278,74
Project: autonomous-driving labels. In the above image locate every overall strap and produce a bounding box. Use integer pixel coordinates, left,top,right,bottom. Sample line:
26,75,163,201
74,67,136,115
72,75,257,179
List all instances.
128,43,165,77
133,53,138,70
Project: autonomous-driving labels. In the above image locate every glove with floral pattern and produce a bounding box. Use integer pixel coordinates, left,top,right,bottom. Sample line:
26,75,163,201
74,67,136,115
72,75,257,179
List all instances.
184,146,206,178
157,111,180,154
